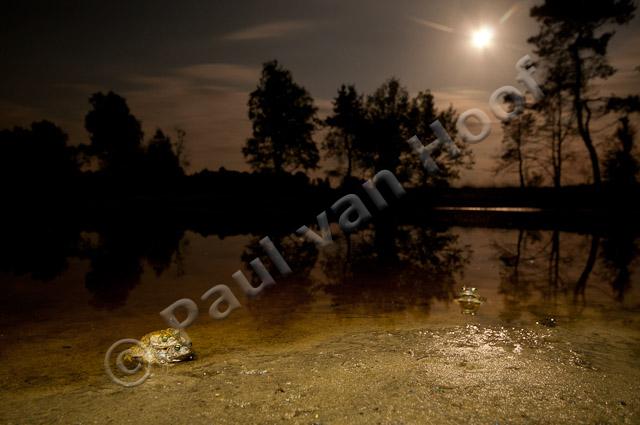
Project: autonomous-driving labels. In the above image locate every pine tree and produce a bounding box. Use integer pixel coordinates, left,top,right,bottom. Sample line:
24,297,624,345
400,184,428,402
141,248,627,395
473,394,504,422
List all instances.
243,60,319,174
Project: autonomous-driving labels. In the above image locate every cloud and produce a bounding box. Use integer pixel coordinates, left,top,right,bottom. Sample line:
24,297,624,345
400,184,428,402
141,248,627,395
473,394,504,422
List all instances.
499,2,526,25
175,64,259,86
221,20,313,41
54,82,104,94
0,100,42,129
432,87,492,115
408,17,454,34
130,63,259,91
123,63,261,172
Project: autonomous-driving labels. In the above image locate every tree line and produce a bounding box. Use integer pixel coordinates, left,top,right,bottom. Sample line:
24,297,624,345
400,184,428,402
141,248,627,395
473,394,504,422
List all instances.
495,0,640,189
243,59,473,188
1,0,638,197
0,68,474,196
0,91,187,197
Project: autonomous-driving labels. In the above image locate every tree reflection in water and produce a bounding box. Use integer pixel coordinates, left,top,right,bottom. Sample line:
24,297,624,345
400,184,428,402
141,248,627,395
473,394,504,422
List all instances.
0,220,82,282
318,220,472,313
238,234,320,329
84,221,186,309
494,227,639,322
2,217,638,314
236,219,471,318
599,229,639,301
0,217,187,309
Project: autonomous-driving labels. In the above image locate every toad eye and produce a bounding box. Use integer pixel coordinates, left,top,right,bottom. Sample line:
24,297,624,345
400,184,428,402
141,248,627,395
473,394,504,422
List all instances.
162,336,168,342
175,345,181,351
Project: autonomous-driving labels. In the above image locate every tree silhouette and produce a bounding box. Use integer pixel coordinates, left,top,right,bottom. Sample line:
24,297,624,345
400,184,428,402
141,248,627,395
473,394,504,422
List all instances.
84,91,144,178
603,96,640,187
360,78,410,177
404,91,473,186
347,80,472,187
533,69,576,188
0,120,78,191
323,84,366,183
603,117,638,186
528,0,636,187
144,129,184,181
173,127,190,170
243,60,319,173
494,112,538,188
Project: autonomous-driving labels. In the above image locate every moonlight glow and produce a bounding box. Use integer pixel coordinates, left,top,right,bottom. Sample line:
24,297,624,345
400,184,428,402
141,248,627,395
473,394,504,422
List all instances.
471,27,494,49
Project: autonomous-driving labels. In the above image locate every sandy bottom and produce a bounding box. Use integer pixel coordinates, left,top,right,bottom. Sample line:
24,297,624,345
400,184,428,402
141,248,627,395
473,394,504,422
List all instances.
2,228,639,424
2,323,638,425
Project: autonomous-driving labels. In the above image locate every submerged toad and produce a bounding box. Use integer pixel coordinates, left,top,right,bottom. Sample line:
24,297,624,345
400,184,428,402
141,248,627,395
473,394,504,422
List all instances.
122,328,195,366
454,287,485,315
536,317,557,328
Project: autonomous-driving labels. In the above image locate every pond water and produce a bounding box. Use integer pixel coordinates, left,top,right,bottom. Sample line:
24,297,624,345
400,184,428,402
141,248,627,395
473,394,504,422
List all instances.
1,217,639,423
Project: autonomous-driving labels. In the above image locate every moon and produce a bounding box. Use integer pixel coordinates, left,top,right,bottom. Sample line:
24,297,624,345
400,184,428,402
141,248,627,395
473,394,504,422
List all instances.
471,27,494,49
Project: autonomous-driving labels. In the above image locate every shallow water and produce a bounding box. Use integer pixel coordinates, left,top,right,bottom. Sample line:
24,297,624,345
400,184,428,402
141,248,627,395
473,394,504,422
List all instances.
1,222,639,423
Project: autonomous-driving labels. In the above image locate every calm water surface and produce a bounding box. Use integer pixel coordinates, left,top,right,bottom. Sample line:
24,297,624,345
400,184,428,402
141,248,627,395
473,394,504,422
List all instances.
1,220,639,423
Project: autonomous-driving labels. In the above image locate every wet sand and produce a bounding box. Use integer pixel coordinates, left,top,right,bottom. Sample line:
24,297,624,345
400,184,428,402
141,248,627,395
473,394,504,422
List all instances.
2,321,639,424
2,228,640,424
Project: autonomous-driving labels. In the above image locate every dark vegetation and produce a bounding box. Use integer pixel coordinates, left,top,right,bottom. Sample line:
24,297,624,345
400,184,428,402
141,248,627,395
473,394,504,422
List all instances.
1,0,639,307
3,0,640,215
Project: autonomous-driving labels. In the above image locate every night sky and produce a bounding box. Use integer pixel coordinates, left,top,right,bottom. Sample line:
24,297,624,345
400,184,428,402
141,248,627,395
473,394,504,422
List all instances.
2,0,639,185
